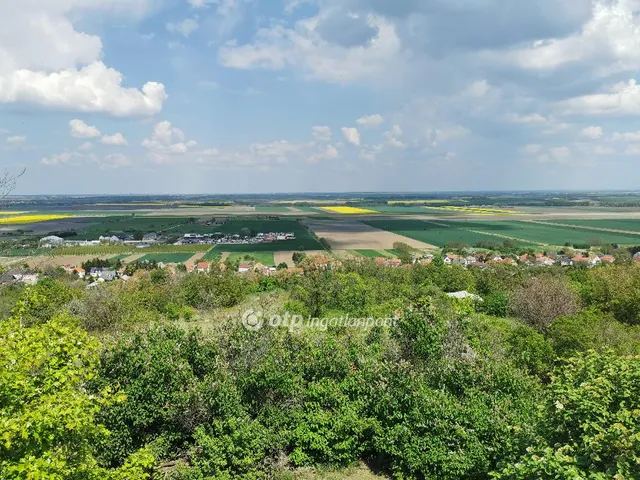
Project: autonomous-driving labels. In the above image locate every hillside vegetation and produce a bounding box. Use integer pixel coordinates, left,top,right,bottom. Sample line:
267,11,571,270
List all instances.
1,258,639,479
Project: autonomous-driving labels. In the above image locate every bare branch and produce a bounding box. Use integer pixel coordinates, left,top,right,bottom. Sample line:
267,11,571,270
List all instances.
0,168,26,200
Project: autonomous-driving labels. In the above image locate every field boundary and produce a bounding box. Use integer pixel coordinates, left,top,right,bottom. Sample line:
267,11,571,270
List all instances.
524,219,640,236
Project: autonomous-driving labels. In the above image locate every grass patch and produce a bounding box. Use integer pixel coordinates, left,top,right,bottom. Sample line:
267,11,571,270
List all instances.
202,248,221,261
352,249,391,259
227,252,275,266
545,219,640,234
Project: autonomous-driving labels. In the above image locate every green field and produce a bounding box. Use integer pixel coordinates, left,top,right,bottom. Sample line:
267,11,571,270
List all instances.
137,253,194,264
202,248,221,261
449,220,640,246
363,220,528,247
373,206,453,215
210,219,324,251
351,249,392,258
71,216,193,240
227,252,275,266
546,219,640,233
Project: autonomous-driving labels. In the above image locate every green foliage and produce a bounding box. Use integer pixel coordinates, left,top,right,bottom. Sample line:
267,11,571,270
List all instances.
10,278,77,326
582,264,640,325
0,312,154,479
494,351,640,479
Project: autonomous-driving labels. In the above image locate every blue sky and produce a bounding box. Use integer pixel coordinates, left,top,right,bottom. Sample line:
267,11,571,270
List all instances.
4,0,640,194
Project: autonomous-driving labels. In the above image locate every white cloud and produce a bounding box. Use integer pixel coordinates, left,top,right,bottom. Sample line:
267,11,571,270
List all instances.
218,15,403,85
0,2,166,116
142,121,198,163
580,126,604,139
312,126,332,141
465,80,490,97
307,144,339,164
427,125,469,145
342,127,361,146
0,62,167,116
78,142,94,151
41,151,82,167
384,125,405,149
507,0,640,73
561,79,640,115
167,18,199,38
101,133,128,146
69,119,101,138
536,146,571,164
507,113,549,124
359,143,384,162
612,130,640,142
356,114,384,127
6,135,26,145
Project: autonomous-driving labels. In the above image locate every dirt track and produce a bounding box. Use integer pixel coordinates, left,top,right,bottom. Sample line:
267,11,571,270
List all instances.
304,220,435,250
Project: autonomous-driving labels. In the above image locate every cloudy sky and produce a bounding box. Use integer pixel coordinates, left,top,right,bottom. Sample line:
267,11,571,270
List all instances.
4,0,640,194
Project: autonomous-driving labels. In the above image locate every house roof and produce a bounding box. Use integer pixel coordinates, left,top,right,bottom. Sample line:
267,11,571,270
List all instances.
197,262,209,269
239,263,250,269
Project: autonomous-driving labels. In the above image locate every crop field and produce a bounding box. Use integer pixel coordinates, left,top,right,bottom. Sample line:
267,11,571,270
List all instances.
211,219,325,251
71,216,193,240
373,206,452,215
447,220,640,246
227,252,275,266
545,219,640,233
351,250,393,258
363,219,525,247
424,206,518,215
320,206,378,215
0,214,74,224
137,253,194,264
202,248,221,261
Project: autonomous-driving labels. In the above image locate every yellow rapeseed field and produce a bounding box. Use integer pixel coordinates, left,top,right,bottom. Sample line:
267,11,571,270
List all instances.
321,206,378,214
389,200,466,205
0,214,74,225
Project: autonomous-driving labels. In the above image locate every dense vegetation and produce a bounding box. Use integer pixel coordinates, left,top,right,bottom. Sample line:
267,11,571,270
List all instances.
1,258,639,479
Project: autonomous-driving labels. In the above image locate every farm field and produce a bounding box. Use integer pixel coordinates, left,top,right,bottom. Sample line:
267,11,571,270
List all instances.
137,253,194,264
372,206,451,215
71,216,193,240
545,219,640,233
449,220,640,246
202,248,221,261
351,249,393,258
320,206,378,215
363,219,527,248
211,219,325,251
304,220,434,250
227,252,275,266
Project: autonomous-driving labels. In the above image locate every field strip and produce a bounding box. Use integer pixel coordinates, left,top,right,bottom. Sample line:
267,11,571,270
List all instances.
523,219,640,236
220,252,230,261
274,251,295,267
186,252,206,265
122,254,144,263
464,229,548,246
423,220,452,228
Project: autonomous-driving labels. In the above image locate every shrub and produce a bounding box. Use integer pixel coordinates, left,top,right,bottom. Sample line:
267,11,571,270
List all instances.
510,276,578,331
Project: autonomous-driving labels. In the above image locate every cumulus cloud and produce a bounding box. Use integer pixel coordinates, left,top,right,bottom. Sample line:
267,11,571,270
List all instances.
612,130,640,142
218,15,403,85
342,127,361,146
70,119,101,138
102,133,128,146
312,126,332,141
167,18,199,38
561,79,640,115
427,125,470,145
102,153,132,168
41,151,83,167
0,1,166,116
78,142,94,151
384,125,405,148
356,114,384,127
142,121,198,163
580,126,604,139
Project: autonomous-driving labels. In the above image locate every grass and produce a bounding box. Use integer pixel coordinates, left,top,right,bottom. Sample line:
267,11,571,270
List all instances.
202,248,221,261
364,219,529,248
545,219,640,233
137,253,194,264
227,252,275,266
449,220,640,246
352,249,392,259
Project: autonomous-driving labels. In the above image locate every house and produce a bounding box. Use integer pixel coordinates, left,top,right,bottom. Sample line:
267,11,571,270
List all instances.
518,254,531,264
634,252,640,262
389,259,402,268
600,255,615,264
559,256,573,267
589,256,602,267
443,254,457,265
238,263,251,274
446,291,483,302
489,255,503,263
537,256,555,267
502,257,517,265
572,254,588,264
73,267,86,278
97,269,117,282
142,232,158,241
196,262,210,273
375,257,388,266
453,256,468,266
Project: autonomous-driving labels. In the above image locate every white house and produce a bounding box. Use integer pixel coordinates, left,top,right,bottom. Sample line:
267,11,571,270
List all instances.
446,291,483,302
39,235,64,247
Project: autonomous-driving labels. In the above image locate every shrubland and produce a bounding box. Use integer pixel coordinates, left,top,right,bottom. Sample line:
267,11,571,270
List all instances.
1,258,639,479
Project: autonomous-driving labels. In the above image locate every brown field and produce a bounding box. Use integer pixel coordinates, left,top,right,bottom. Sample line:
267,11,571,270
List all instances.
186,252,206,265
0,217,99,234
304,220,435,250
22,254,118,269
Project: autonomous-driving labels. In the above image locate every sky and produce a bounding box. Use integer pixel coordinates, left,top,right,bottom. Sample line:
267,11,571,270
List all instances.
4,0,640,194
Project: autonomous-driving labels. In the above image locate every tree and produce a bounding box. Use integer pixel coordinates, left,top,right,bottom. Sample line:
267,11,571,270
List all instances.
292,252,307,265
277,262,288,270
495,352,640,479
0,168,25,199
0,312,154,479
510,276,578,331
393,242,415,264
